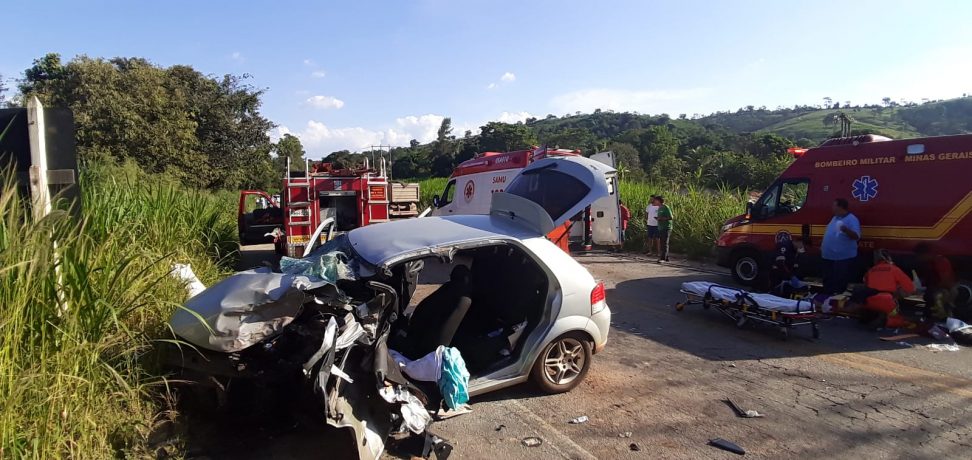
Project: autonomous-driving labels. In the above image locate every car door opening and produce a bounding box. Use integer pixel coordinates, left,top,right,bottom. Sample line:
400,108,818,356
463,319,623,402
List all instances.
388,244,550,377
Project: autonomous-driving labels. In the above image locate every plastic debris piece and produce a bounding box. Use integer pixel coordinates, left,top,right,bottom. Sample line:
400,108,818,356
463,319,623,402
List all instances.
924,343,961,352
629,443,641,452
399,391,433,434
521,437,543,447
619,432,632,438
569,416,589,424
170,263,206,299
330,365,354,383
495,424,506,432
725,398,764,418
894,341,913,348
709,438,746,455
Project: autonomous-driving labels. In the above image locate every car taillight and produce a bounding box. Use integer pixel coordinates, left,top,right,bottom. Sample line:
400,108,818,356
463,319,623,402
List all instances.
591,281,606,314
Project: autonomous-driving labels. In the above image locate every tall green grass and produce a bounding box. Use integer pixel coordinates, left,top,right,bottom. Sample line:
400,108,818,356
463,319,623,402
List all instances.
415,176,745,258
0,161,237,457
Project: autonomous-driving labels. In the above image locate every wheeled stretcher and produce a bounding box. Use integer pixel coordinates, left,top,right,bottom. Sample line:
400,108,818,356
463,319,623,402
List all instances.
676,281,820,339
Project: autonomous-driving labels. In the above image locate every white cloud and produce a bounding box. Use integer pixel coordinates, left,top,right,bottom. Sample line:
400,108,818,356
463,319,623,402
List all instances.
305,95,345,110
311,70,327,78
230,51,245,63
277,114,447,154
486,71,517,90
303,59,314,66
496,111,533,124
550,88,711,114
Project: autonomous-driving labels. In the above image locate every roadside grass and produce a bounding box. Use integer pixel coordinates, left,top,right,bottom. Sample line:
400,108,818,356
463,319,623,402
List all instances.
0,161,237,458
415,176,745,259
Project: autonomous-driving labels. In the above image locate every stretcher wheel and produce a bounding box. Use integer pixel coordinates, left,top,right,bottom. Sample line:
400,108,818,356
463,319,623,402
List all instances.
812,323,820,339
675,302,685,312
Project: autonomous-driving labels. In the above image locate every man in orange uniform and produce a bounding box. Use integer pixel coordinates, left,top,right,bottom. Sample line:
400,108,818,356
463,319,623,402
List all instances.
863,249,915,327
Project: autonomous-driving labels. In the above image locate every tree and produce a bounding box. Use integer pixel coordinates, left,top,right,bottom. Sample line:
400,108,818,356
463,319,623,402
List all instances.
429,117,456,177
274,134,306,171
882,97,892,107
823,97,832,107
18,53,277,189
478,121,538,152
606,142,643,181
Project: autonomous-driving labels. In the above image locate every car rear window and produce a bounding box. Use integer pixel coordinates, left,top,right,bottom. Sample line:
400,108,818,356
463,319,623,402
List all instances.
505,167,590,220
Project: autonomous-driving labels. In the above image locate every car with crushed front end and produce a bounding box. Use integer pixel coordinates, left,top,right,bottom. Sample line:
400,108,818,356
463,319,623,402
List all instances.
168,155,615,459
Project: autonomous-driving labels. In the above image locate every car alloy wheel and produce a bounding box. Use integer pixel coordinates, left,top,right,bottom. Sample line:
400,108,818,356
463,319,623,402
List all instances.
543,336,586,385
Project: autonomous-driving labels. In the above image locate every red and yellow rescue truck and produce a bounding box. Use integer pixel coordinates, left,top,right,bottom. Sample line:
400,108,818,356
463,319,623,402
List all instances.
239,158,420,257
716,134,971,306
428,147,623,252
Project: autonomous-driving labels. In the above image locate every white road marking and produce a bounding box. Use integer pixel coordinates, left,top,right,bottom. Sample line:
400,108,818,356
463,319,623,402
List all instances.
509,399,598,460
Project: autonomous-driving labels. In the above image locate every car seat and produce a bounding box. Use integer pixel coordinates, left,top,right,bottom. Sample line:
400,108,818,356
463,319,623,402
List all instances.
405,265,472,358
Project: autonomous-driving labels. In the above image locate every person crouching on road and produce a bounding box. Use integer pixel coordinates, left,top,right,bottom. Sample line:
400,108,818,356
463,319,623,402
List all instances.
860,249,915,328
655,196,674,263
915,243,959,321
821,198,861,294
645,195,659,255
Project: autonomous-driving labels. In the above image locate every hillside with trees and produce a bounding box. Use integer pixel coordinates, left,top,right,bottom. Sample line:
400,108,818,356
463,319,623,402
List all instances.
357,96,972,192
8,52,972,194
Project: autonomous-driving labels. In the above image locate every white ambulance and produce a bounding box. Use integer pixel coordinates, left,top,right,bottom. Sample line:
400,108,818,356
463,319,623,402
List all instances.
429,147,623,250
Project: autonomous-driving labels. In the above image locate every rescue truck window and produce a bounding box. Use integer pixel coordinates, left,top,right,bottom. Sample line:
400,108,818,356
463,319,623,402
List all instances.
779,181,808,214
505,169,589,220
440,180,456,206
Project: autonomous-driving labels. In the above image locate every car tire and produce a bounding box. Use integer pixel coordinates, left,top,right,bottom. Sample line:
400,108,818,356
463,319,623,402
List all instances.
531,333,592,394
731,250,762,286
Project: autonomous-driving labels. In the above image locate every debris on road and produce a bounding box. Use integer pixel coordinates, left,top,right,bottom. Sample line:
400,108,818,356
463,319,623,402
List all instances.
494,424,506,432
629,443,641,452
709,438,746,455
879,333,920,341
924,343,961,352
618,431,633,438
521,437,543,447
725,398,764,418
569,415,589,424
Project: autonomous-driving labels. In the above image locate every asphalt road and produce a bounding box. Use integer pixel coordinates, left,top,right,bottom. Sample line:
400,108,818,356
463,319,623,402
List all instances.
427,252,972,460
206,246,972,460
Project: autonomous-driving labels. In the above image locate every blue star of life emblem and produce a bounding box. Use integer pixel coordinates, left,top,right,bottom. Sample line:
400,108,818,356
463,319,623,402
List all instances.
852,175,878,202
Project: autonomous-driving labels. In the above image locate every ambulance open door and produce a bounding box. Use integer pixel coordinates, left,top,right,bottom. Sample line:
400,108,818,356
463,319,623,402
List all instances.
589,151,622,246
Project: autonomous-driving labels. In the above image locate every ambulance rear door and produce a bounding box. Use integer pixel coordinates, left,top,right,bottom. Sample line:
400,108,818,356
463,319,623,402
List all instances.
589,151,622,245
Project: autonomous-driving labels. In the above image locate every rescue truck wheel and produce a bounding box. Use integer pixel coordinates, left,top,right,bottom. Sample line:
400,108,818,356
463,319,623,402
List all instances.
532,333,592,394
731,250,762,286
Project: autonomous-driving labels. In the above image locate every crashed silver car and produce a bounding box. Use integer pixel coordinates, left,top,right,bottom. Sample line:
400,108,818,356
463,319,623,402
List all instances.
168,156,614,458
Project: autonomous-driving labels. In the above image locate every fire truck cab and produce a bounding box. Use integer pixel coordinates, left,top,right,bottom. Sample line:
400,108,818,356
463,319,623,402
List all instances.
429,147,623,250
238,158,420,257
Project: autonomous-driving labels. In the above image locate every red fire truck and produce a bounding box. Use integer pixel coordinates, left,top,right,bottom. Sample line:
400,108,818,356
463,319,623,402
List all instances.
715,134,971,306
239,158,420,257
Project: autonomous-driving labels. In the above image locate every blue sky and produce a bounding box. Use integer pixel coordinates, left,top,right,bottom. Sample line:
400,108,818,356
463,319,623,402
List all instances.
3,0,971,155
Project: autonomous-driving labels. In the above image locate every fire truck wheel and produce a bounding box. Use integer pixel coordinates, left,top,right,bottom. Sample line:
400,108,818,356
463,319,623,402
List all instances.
731,250,762,286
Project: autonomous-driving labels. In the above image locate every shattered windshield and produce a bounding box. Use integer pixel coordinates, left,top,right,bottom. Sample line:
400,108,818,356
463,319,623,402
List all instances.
280,234,371,283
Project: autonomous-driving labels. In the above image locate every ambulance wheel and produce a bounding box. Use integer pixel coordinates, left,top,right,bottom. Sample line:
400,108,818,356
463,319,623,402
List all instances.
731,250,762,286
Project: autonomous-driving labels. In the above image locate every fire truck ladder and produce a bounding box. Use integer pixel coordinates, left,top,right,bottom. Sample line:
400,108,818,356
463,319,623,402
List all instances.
285,157,314,228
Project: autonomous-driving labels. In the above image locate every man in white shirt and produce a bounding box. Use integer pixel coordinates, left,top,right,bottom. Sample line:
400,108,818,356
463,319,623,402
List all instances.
645,195,660,255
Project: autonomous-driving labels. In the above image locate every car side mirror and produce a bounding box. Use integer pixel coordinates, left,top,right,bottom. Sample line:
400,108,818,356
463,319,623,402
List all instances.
432,194,440,207
745,202,754,219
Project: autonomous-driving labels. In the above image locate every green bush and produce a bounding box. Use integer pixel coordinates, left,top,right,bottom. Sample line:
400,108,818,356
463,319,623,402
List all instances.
0,161,237,457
